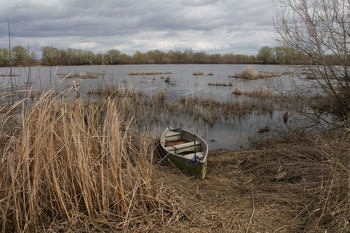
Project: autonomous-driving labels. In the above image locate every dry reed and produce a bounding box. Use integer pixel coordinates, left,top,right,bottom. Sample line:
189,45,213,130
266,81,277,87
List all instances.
192,71,205,76
192,72,213,76
208,82,233,87
62,72,99,79
0,90,175,232
150,129,350,232
0,73,19,77
87,84,276,127
231,66,281,80
128,72,171,75
0,85,348,232
232,86,277,98
249,131,350,232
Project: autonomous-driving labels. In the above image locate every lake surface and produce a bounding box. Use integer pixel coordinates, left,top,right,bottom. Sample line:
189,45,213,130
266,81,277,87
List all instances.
0,64,320,149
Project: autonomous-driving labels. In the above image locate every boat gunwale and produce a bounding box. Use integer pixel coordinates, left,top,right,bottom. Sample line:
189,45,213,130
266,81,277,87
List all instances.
160,127,208,162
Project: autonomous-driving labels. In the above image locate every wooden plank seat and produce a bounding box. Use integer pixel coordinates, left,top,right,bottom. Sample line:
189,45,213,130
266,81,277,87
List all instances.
165,131,183,141
164,141,201,154
166,131,182,137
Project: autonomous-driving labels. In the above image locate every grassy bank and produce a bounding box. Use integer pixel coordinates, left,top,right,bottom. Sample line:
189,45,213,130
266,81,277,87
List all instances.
155,130,350,232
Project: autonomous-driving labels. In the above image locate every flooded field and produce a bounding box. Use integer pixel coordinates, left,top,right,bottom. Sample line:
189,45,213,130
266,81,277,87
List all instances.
0,64,322,149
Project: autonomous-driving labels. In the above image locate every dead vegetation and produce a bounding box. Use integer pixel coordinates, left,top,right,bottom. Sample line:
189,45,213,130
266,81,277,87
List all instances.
0,85,348,232
0,91,176,232
0,72,19,77
230,66,282,80
86,85,275,126
232,86,278,98
60,72,99,79
154,130,350,232
208,82,233,87
193,72,213,76
176,96,274,125
128,71,172,75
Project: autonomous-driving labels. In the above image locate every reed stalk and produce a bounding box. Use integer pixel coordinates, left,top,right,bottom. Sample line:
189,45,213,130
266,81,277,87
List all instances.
0,90,172,232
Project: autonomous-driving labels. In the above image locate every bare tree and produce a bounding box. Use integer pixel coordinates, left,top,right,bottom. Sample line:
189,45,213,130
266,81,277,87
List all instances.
275,0,350,119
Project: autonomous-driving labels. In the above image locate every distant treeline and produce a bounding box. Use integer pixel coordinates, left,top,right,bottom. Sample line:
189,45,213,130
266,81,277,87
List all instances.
0,45,309,66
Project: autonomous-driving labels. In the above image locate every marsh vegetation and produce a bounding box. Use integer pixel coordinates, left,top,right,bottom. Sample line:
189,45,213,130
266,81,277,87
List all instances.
0,82,348,232
0,59,348,232
128,71,172,75
1,0,350,230
232,86,277,98
192,71,213,76
0,90,178,232
59,72,100,79
230,66,282,80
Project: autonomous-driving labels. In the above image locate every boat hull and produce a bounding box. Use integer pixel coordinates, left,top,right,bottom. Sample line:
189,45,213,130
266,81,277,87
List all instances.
167,153,207,179
160,127,208,179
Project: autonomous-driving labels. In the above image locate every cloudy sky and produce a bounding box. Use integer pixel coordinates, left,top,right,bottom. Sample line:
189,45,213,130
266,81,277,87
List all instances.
0,0,278,56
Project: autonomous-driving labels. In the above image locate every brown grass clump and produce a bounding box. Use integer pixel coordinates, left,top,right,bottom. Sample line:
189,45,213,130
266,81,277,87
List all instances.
208,82,233,87
0,72,19,77
87,84,140,98
62,72,99,79
232,87,277,98
151,90,167,104
232,86,243,95
0,90,176,232
128,71,171,75
192,71,205,76
192,72,213,76
231,66,281,80
246,88,275,98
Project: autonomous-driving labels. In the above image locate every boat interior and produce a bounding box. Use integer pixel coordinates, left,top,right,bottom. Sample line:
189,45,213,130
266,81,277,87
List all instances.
163,130,204,159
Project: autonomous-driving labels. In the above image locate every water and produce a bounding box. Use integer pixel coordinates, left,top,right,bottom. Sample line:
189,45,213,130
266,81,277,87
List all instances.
0,64,322,150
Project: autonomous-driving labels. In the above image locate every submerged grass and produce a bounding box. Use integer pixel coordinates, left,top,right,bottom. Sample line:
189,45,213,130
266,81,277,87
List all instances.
87,85,275,127
177,96,274,125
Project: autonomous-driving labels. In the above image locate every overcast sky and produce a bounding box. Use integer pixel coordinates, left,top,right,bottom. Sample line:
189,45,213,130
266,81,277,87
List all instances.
0,0,278,56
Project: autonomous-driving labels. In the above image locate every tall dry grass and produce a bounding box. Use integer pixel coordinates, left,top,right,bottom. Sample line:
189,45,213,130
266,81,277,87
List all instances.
0,90,173,232
252,131,350,232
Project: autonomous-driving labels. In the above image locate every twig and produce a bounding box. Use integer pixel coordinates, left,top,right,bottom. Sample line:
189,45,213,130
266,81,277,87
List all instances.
246,188,255,233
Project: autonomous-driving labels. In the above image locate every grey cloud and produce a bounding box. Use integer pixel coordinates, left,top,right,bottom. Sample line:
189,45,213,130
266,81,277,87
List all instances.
0,0,277,55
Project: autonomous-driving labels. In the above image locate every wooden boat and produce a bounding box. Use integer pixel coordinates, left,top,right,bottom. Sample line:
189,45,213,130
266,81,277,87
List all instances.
160,127,208,179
